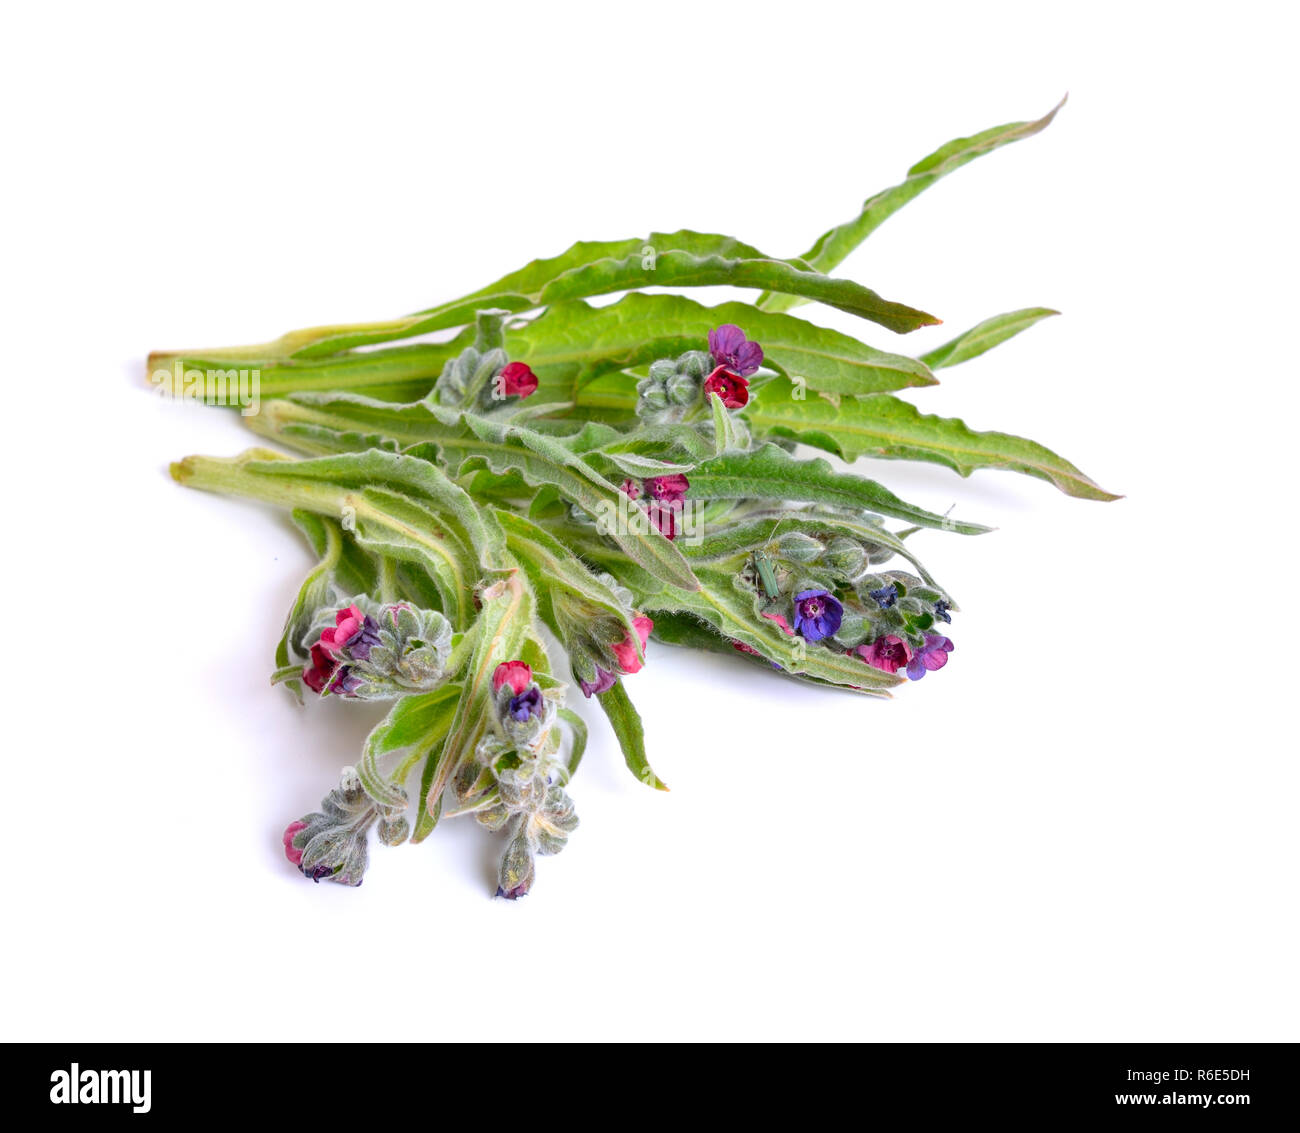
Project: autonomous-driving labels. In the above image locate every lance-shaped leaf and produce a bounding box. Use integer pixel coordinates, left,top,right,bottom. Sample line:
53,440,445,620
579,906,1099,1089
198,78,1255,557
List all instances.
494,509,638,641
170,447,504,626
251,395,701,591
679,514,949,596
685,443,993,533
511,293,938,397
360,684,462,817
275,232,936,357
739,382,1119,501
759,97,1066,313
595,680,667,791
919,307,1059,370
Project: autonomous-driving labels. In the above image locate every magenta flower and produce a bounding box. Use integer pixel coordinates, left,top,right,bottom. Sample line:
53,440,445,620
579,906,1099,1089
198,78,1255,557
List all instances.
708,324,763,377
319,604,381,660
497,361,538,398
611,615,654,674
761,610,795,636
492,660,533,695
282,820,308,867
905,634,953,681
579,668,618,698
792,589,843,642
645,473,689,503
857,635,914,675
703,366,750,409
302,642,360,696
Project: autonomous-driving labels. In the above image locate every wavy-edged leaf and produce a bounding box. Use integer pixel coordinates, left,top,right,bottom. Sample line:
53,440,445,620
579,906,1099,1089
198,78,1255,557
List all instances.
741,382,1118,501
759,97,1066,313
508,294,938,397
596,680,667,791
686,443,992,533
919,308,1059,370
360,685,462,815
251,395,701,591
279,232,936,358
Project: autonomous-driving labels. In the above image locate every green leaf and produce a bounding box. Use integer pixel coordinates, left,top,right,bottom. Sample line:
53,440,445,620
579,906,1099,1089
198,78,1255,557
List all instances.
557,707,588,779
759,97,1067,313
686,443,993,533
279,231,937,357
596,681,667,791
740,383,1119,501
639,566,901,694
919,308,1059,370
360,685,462,812
709,392,743,456
251,396,702,591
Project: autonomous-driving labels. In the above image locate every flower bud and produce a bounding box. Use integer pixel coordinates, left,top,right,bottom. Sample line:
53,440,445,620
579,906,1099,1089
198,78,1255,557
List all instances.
774,532,824,563
825,537,868,579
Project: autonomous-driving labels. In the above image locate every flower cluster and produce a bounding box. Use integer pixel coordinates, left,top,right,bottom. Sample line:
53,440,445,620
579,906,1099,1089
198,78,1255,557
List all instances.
433,340,538,409
635,324,763,422
621,472,690,540
578,614,653,696
300,598,453,699
282,766,408,886
735,538,956,683
453,660,579,899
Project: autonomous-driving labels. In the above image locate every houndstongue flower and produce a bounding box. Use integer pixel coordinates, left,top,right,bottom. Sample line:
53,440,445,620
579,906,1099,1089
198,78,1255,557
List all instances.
496,361,538,398
906,634,954,681
868,583,898,610
857,635,914,675
624,473,690,541
493,660,533,695
578,614,654,696
933,600,952,624
708,324,763,376
319,604,382,659
792,589,843,642
703,366,750,409
281,766,407,886
303,597,452,699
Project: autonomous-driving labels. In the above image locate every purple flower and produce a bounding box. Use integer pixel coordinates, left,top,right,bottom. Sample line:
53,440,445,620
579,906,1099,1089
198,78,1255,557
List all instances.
905,634,953,681
708,324,763,377
791,589,843,642
868,584,897,609
857,635,913,675
508,685,544,722
933,600,951,624
579,668,618,698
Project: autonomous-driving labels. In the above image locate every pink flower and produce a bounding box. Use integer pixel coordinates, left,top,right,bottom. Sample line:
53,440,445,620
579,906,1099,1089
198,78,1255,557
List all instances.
761,610,795,636
497,362,538,398
645,474,689,504
303,643,339,694
320,605,365,656
703,365,750,409
857,635,914,675
611,615,653,674
282,820,308,867
492,660,533,695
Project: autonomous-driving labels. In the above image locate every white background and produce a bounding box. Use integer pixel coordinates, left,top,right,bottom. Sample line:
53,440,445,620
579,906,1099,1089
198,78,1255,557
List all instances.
3,2,1296,1042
